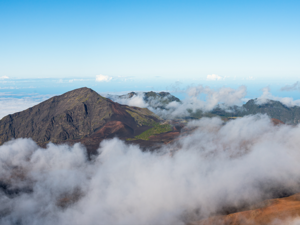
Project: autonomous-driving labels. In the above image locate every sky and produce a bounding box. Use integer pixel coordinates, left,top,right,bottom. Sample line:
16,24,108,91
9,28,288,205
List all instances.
0,0,300,108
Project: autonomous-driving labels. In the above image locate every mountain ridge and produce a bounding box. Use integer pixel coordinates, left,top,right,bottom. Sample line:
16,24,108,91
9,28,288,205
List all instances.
108,91,300,124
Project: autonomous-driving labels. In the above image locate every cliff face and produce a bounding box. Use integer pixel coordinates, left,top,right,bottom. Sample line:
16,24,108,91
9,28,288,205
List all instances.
0,87,160,151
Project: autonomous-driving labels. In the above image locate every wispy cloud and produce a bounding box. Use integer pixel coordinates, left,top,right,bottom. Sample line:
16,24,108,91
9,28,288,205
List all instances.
0,76,9,79
206,74,223,81
96,74,112,82
281,81,300,91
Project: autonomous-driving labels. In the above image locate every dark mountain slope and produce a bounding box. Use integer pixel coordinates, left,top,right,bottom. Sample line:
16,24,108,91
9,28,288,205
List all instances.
0,88,161,152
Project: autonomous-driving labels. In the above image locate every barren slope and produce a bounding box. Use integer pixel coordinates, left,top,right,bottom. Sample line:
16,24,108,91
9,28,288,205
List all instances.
191,193,300,225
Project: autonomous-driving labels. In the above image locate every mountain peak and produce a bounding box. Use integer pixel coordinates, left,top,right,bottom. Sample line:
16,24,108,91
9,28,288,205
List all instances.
0,88,161,153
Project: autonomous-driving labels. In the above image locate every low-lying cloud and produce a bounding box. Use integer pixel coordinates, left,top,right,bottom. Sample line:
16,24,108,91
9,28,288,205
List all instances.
0,95,51,120
108,86,247,119
256,87,300,107
1,115,300,224
161,85,246,118
108,92,148,108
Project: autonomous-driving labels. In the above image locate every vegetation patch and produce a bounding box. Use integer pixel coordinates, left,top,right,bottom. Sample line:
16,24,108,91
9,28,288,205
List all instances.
97,96,106,103
126,109,157,126
129,123,172,141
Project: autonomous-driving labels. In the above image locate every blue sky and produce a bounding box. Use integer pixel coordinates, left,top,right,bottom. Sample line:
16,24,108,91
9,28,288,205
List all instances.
0,0,300,100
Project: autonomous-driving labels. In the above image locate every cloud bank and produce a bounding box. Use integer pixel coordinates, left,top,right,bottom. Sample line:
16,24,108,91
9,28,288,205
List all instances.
158,85,247,118
0,95,51,120
1,115,300,224
108,86,247,119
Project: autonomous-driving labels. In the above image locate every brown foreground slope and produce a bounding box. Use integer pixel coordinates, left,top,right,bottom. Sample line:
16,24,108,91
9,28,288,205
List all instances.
0,87,162,155
191,192,300,225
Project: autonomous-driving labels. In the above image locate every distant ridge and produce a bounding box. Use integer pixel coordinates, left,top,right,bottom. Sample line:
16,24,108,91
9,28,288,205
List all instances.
189,99,300,124
107,91,181,109
109,91,300,124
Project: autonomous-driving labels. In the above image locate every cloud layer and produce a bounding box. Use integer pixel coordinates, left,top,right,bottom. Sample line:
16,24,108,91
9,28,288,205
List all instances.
0,95,51,119
1,115,300,224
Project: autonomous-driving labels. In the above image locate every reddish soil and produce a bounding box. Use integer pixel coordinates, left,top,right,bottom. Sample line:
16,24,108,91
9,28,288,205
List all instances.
271,118,284,125
109,100,129,116
95,121,134,138
149,131,180,142
191,193,300,225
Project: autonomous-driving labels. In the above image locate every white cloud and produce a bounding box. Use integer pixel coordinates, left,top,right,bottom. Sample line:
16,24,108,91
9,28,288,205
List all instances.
206,74,223,81
107,92,148,108
96,74,112,82
153,85,247,118
108,86,247,119
0,76,9,79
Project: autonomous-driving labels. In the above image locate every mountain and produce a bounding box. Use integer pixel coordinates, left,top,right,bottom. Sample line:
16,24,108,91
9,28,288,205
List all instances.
190,99,300,124
108,91,181,109
109,91,300,124
0,87,164,155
